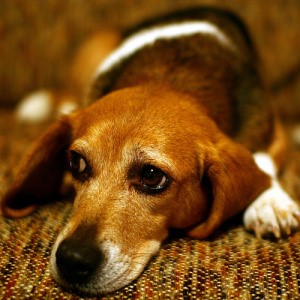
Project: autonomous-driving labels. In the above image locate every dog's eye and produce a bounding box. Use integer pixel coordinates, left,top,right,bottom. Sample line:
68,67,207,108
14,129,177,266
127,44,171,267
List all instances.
137,164,169,194
68,150,89,180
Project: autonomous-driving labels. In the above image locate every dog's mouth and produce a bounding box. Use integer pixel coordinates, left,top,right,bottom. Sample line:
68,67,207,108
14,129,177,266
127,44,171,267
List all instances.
50,238,160,295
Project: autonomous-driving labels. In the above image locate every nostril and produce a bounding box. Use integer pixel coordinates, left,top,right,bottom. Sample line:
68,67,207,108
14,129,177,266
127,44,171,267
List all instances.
56,238,103,283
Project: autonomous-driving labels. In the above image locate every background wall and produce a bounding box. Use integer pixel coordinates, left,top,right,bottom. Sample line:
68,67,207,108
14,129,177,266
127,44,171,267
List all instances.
0,0,299,117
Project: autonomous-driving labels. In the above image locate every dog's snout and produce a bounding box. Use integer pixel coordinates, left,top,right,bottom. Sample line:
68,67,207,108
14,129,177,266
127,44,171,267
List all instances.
56,238,102,283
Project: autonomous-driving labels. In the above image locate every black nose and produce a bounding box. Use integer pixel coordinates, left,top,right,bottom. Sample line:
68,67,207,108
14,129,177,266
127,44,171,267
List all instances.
56,238,103,283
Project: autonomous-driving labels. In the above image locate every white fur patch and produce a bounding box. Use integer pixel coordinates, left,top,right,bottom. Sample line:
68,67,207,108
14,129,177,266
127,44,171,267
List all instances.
15,90,53,122
253,152,277,178
243,152,300,238
57,100,79,116
90,239,160,294
96,21,234,76
243,181,300,238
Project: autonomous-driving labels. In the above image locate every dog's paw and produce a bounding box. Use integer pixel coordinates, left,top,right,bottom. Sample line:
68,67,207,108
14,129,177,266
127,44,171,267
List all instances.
243,182,300,239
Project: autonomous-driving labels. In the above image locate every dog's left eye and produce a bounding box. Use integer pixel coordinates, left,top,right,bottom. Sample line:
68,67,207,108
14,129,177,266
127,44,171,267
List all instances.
68,150,89,180
136,164,170,194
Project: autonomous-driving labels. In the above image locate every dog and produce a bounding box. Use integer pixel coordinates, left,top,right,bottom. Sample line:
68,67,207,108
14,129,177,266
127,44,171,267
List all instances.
1,7,300,295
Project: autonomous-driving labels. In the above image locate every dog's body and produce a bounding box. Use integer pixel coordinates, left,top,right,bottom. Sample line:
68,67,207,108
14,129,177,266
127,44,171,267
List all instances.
1,7,300,295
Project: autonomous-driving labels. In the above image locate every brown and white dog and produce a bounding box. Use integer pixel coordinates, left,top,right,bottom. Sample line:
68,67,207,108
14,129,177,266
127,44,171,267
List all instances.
1,7,300,295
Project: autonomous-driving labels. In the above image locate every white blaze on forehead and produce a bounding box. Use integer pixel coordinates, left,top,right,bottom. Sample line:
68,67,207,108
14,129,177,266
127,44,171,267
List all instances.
96,21,234,76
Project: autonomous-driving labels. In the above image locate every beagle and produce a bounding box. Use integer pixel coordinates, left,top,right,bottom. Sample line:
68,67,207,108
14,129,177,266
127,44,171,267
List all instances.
1,7,300,295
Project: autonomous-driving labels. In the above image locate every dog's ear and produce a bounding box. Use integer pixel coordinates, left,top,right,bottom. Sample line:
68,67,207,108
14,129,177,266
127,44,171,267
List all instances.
187,136,271,239
1,117,72,218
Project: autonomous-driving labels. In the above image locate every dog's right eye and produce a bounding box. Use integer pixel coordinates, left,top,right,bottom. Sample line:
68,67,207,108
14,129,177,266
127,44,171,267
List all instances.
68,150,90,181
133,164,170,195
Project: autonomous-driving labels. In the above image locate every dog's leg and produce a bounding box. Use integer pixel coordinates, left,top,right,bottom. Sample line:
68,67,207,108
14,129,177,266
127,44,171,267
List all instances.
243,152,300,238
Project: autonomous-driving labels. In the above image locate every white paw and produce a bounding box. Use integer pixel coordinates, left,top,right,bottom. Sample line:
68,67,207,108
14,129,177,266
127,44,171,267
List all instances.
243,181,300,239
15,90,54,123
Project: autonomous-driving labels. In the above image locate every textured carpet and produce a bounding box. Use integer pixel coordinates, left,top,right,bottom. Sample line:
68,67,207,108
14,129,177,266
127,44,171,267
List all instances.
1,110,300,299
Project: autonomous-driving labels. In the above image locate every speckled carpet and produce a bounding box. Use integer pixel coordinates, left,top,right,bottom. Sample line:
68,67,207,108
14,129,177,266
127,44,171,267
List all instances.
1,110,300,299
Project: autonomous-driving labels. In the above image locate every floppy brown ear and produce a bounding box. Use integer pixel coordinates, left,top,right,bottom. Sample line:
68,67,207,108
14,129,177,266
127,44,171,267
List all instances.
187,136,271,239
1,117,72,218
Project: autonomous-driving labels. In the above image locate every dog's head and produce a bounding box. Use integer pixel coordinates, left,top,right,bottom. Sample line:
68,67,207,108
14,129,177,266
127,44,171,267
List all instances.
1,85,270,294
